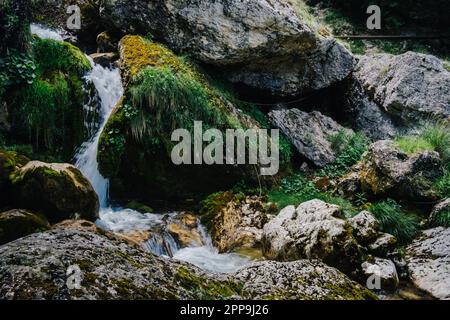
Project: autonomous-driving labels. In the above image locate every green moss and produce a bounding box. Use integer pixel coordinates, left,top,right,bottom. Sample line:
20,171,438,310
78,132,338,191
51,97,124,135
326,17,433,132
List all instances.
176,266,243,300
395,136,435,155
199,191,245,229
430,208,450,228
5,37,92,160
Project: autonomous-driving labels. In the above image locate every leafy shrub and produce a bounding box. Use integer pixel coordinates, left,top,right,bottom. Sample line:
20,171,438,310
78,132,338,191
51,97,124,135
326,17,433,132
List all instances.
322,131,370,177
0,49,36,86
369,199,420,243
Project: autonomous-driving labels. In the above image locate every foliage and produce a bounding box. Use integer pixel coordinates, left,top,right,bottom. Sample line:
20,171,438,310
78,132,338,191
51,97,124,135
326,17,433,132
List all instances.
7,38,91,159
321,131,370,177
268,173,358,216
434,170,450,199
0,49,36,86
430,208,450,228
369,199,420,243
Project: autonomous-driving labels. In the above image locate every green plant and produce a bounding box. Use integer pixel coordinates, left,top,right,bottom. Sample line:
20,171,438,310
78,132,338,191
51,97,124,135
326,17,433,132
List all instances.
430,209,450,228
369,199,420,243
268,173,358,216
0,49,36,86
322,132,370,177
395,122,450,165
434,170,450,198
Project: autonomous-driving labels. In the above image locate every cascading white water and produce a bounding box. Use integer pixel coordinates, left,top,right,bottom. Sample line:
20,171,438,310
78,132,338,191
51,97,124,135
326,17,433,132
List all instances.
32,23,254,274
74,59,123,207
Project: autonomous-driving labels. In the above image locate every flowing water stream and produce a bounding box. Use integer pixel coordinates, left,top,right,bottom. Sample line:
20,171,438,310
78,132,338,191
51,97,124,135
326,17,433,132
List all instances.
31,24,253,274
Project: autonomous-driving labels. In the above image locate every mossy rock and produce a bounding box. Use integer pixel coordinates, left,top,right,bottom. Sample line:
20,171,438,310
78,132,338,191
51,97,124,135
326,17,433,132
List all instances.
0,150,30,209
5,37,94,161
98,35,291,202
0,209,50,245
11,161,99,223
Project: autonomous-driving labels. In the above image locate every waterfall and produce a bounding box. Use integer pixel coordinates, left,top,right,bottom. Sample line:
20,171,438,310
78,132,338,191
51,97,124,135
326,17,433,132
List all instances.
31,24,253,274
74,59,123,207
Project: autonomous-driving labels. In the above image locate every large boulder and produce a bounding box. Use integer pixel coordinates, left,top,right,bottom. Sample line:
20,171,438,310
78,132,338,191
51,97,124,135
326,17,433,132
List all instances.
98,35,290,201
99,0,355,96
0,228,241,300
261,199,363,276
0,209,49,245
236,260,377,300
0,227,376,300
359,140,443,201
269,109,353,167
200,192,271,253
406,227,450,300
345,52,450,139
12,161,99,223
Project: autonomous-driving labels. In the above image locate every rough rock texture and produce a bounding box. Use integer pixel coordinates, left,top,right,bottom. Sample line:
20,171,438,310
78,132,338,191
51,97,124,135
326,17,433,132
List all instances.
0,228,376,300
406,227,450,300
167,213,203,248
362,258,399,292
236,260,377,300
348,211,379,245
430,198,450,227
360,140,443,201
200,192,270,253
12,161,99,222
100,0,355,96
335,167,362,200
0,209,49,245
0,228,240,299
262,200,363,275
269,109,352,167
89,52,118,67
346,52,450,139
368,233,398,258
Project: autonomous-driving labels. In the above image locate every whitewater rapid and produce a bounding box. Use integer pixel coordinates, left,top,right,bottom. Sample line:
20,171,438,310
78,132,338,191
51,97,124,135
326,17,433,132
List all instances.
31,24,253,274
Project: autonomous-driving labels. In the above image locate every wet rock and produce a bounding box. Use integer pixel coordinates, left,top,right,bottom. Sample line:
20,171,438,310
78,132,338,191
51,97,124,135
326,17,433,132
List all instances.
89,52,118,67
349,211,379,245
346,52,450,139
12,161,99,223
235,260,377,300
262,199,363,276
360,140,443,201
268,109,353,167
406,227,450,300
200,192,269,253
100,0,355,96
362,258,399,292
368,233,398,257
167,213,203,248
0,209,49,245
96,31,116,53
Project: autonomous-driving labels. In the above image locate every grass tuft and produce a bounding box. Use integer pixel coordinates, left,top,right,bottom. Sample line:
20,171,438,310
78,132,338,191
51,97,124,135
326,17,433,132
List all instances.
369,199,420,244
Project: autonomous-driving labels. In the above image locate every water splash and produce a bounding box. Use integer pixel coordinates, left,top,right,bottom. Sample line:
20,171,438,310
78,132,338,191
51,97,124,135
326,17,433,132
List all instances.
30,23,67,41
74,59,123,207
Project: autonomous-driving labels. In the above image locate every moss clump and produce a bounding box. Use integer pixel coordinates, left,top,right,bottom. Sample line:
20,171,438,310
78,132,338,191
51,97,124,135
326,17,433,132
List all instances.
7,37,91,160
176,266,243,299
